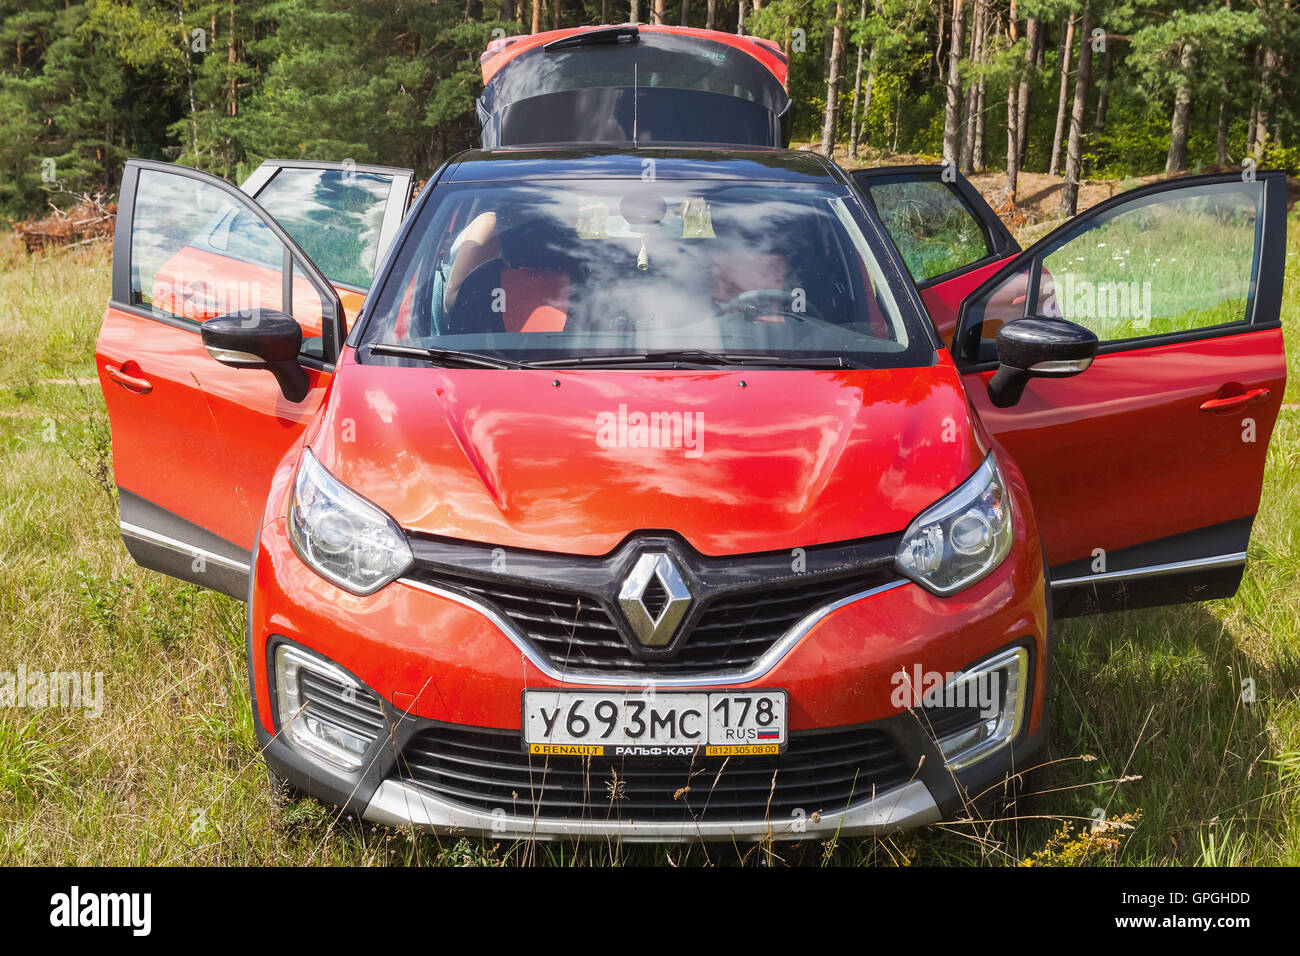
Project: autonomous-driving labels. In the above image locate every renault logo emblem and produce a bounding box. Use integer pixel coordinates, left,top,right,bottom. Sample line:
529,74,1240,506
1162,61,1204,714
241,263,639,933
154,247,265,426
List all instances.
618,552,692,647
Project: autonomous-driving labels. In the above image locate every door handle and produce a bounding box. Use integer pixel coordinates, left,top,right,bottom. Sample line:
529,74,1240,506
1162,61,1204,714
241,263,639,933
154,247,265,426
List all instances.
1199,386,1270,412
104,362,153,395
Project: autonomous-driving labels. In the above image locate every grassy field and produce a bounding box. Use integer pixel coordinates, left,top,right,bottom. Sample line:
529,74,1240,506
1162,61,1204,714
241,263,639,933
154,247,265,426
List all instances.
0,212,1297,867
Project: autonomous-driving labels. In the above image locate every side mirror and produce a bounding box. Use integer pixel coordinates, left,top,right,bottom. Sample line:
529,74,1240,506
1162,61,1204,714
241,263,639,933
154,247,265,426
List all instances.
201,309,310,402
987,317,1098,408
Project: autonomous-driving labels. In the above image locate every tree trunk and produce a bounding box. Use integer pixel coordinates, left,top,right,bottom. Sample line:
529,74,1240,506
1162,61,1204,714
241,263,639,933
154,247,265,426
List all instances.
1254,46,1279,162
553,0,561,29
1093,37,1112,131
859,58,878,151
1165,41,1194,173
853,0,883,153
1048,13,1075,177
653,0,666,24
848,0,868,161
1016,17,1040,167
706,0,715,29
1245,47,1260,158
681,0,690,25
961,0,987,174
1217,98,1229,165
226,2,236,119
973,9,990,172
959,0,982,173
936,0,946,84
533,0,542,32
738,1,747,33
942,0,968,167
1060,4,1093,217
820,1,848,158
1006,79,1019,206
1002,3,1019,202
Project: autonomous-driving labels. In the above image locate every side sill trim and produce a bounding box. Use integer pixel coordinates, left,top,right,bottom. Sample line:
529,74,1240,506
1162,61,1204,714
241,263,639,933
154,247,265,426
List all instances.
1050,551,1246,588
396,576,910,688
120,521,251,575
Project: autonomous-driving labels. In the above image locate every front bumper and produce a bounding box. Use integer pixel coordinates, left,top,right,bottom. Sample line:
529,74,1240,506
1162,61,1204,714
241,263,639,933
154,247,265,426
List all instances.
249,479,1050,840
254,665,1048,840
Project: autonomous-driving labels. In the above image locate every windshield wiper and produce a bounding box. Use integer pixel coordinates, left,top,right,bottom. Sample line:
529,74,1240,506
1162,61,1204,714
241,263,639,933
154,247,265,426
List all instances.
366,342,528,370
527,349,858,369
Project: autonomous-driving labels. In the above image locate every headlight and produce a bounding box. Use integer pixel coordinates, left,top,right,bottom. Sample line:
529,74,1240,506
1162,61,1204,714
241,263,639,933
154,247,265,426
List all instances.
289,448,413,595
896,453,1013,595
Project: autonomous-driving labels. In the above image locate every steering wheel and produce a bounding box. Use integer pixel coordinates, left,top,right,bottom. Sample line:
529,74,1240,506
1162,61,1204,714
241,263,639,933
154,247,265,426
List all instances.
712,289,830,326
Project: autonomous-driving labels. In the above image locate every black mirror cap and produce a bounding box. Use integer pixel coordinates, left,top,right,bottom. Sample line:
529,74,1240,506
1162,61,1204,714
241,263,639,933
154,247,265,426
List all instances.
988,317,1099,408
996,316,1098,371
201,309,309,403
202,309,302,364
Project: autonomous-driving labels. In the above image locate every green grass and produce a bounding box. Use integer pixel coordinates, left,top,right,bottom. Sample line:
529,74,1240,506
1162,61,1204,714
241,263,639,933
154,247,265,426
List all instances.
0,216,1297,866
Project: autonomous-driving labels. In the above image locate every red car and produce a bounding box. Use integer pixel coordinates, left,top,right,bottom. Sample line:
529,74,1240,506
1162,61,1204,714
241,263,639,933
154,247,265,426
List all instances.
97,28,1287,841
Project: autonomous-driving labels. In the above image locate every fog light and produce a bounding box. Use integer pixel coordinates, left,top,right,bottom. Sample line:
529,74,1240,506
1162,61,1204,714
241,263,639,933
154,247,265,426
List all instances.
274,644,386,772
927,646,1029,771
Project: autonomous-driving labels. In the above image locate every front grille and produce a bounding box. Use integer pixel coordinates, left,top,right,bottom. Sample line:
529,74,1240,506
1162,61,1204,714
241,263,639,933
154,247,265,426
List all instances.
298,669,387,740
419,570,879,677
396,723,915,822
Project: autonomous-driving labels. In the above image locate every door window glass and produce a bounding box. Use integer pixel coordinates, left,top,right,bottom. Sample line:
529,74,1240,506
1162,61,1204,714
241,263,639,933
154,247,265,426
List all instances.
865,179,993,282
963,181,1262,360
1039,184,1259,341
132,170,287,324
292,260,328,357
255,167,393,290
129,168,333,359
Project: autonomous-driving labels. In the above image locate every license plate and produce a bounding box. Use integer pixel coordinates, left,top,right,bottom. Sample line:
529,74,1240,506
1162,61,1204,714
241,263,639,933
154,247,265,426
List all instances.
522,689,787,757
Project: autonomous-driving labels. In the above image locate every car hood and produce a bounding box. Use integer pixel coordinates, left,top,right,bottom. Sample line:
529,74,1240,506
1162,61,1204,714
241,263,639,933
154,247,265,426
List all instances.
309,357,985,556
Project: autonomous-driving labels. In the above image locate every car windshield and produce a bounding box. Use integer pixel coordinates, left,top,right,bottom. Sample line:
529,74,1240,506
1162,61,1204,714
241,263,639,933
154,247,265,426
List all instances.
356,177,931,368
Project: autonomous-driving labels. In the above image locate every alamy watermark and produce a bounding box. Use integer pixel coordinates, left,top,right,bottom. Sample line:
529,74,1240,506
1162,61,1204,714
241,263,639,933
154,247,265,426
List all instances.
596,404,705,459
1,665,103,718
1052,273,1154,328
891,664,1001,719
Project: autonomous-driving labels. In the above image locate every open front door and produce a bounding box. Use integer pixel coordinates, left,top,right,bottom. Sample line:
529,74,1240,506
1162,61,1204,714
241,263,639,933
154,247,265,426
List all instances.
950,172,1288,617
850,165,1020,343
97,160,347,599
